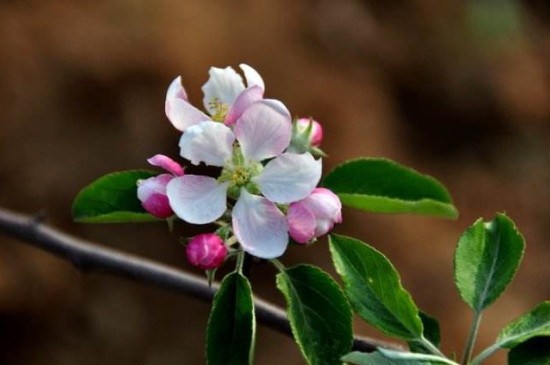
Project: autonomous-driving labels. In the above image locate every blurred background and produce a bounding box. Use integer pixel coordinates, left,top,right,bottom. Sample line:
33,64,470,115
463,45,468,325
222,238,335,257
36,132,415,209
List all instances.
0,0,549,363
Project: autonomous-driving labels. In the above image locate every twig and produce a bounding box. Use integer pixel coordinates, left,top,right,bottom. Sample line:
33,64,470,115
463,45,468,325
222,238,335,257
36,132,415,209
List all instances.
0,207,402,353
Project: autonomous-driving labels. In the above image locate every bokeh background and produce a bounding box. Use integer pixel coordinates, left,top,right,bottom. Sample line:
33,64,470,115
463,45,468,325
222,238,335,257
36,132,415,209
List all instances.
1,0,549,364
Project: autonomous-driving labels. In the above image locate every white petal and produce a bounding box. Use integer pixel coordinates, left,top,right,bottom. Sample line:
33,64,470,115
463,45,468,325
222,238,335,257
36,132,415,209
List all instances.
255,153,322,204
202,66,245,114
232,189,288,259
166,175,229,224
224,86,263,126
234,100,292,162
166,76,188,101
166,98,210,132
239,64,265,91
179,121,235,166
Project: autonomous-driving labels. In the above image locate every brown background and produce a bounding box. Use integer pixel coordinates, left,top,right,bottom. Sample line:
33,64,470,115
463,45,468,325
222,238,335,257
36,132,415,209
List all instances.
1,0,549,364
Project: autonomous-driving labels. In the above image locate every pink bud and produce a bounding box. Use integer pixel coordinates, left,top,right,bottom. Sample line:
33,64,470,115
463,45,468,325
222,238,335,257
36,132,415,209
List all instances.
287,188,342,244
137,174,174,218
296,118,323,146
186,233,227,270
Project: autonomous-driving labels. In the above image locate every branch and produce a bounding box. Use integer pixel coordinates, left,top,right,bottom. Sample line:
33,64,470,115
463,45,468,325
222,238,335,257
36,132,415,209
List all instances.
0,207,402,353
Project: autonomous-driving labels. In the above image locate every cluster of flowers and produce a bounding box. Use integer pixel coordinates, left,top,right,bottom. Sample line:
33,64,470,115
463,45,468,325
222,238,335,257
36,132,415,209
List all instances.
137,65,341,270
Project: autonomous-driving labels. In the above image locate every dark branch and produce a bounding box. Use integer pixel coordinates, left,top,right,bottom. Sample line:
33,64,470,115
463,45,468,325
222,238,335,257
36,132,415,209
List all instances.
0,207,402,353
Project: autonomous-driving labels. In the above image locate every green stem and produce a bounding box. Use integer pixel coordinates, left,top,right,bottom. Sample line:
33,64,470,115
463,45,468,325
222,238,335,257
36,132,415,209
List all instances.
469,344,501,365
419,336,446,358
461,311,482,365
235,251,245,274
270,258,286,272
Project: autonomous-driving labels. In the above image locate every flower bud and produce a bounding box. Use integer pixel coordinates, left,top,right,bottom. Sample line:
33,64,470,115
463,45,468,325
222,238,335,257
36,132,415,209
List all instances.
296,118,323,147
186,233,227,270
137,174,174,218
287,188,342,244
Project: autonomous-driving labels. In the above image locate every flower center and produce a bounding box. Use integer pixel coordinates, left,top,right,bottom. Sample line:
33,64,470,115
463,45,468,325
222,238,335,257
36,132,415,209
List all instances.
209,99,229,122
230,166,251,186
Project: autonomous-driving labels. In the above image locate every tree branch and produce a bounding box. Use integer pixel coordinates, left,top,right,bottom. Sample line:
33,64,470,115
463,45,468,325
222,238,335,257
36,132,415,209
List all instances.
0,207,402,353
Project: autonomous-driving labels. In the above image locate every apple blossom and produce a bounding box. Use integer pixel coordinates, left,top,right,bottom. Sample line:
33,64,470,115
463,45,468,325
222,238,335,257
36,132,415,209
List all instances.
287,188,342,244
186,233,227,270
164,64,266,132
137,154,184,219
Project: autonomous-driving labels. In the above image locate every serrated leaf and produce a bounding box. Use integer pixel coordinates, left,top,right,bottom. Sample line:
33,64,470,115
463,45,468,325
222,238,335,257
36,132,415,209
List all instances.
409,312,441,353
72,170,160,223
454,213,525,312
276,264,353,365
329,234,423,340
508,337,550,365
206,272,255,365
322,158,458,219
342,349,456,365
496,301,550,349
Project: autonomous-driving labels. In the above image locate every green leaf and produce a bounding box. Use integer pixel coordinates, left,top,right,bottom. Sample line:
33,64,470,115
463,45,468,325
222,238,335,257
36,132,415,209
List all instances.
322,158,458,219
409,312,441,353
206,272,255,365
342,349,456,365
329,234,423,340
454,213,525,312
72,170,161,223
276,264,353,365
497,301,550,349
508,337,550,365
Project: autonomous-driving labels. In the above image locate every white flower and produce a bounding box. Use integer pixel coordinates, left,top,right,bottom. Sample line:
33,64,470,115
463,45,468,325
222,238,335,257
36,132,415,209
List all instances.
165,64,266,131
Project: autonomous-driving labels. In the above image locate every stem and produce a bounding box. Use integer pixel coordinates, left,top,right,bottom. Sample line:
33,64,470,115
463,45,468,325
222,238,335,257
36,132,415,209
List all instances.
461,311,483,365
469,344,501,365
270,258,286,272
235,251,245,274
419,336,446,358
0,207,403,353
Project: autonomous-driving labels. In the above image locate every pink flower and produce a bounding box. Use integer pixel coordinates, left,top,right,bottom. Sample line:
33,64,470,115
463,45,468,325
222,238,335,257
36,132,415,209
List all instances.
287,188,342,244
186,233,227,270
137,154,184,219
296,118,323,147
165,64,266,131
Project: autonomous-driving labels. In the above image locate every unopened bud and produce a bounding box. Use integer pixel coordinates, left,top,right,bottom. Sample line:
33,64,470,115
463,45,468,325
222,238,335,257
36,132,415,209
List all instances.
137,174,174,218
186,233,227,270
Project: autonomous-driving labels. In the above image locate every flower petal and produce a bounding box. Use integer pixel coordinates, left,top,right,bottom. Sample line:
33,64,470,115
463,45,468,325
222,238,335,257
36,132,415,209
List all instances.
254,153,322,204
202,66,245,114
147,154,184,176
234,100,292,162
239,64,265,90
179,121,235,166
166,175,229,224
232,189,289,259
287,203,316,244
224,86,264,126
166,76,188,102
165,98,210,132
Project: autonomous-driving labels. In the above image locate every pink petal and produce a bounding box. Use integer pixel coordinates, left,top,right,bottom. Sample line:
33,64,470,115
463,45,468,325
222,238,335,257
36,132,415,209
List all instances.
166,76,188,102
239,64,265,90
147,154,184,176
254,153,322,204
178,121,235,166
225,86,264,126
234,100,292,162
202,66,245,114
232,189,288,259
287,203,316,244
296,118,323,146
166,175,229,224
165,98,210,132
